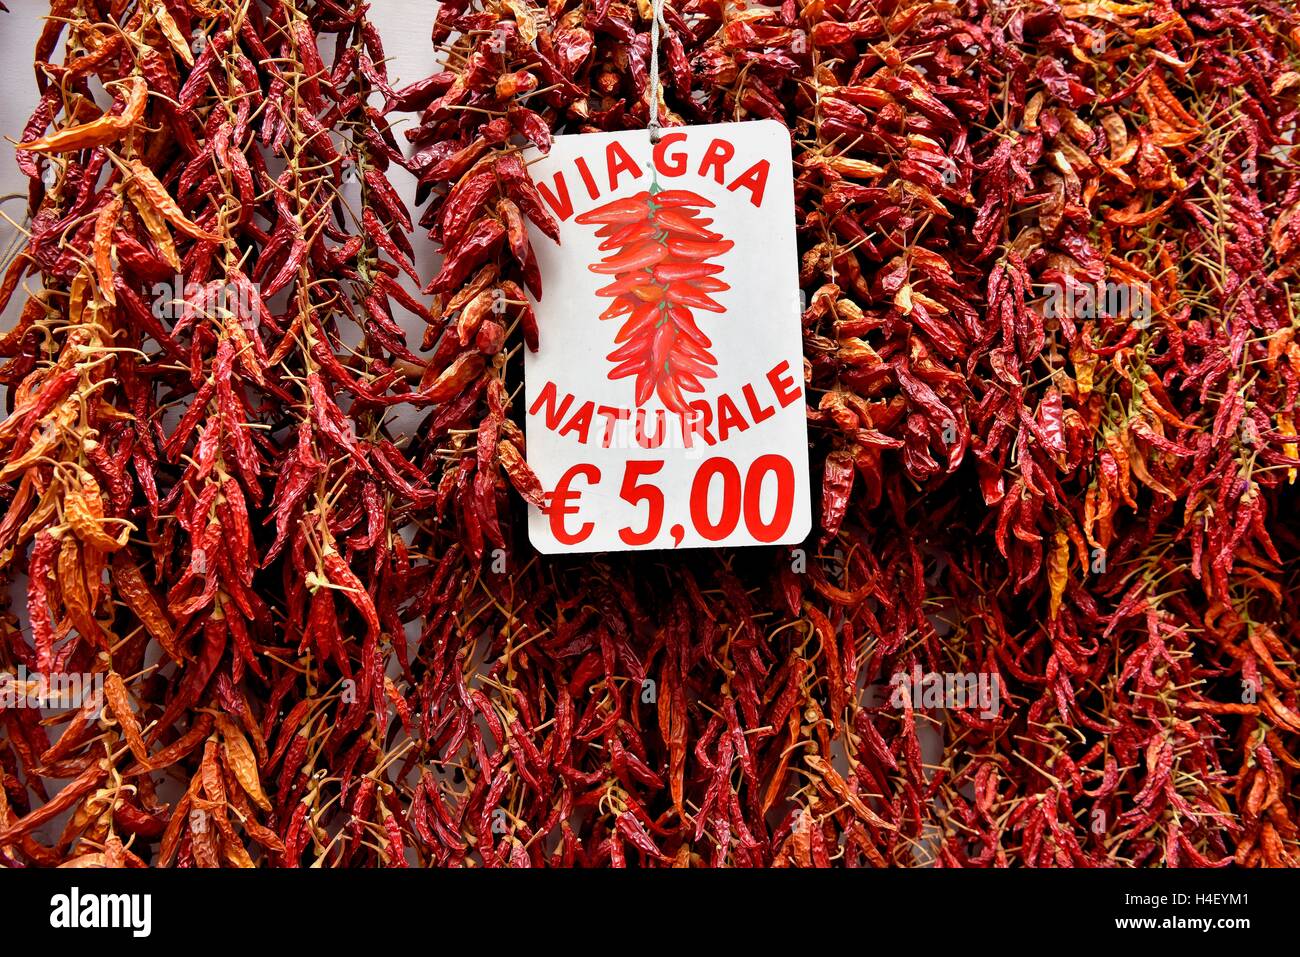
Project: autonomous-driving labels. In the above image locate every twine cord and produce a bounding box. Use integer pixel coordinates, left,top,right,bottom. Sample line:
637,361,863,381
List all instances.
648,0,666,143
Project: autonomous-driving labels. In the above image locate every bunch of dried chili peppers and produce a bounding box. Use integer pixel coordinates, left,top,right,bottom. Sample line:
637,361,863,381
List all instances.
0,0,1297,868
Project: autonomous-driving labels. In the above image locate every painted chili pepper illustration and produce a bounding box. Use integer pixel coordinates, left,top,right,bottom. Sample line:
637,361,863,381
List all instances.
579,188,731,412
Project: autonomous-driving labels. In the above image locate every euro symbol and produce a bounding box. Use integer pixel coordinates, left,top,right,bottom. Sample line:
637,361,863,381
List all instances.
548,464,600,545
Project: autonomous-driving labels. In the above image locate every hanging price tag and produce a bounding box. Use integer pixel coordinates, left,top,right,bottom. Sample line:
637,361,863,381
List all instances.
522,120,810,554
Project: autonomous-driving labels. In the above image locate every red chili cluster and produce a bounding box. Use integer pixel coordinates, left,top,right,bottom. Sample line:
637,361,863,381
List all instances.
1,0,1298,868
582,188,732,412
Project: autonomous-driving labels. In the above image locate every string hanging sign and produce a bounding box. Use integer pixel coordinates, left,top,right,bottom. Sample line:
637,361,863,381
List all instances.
520,6,809,553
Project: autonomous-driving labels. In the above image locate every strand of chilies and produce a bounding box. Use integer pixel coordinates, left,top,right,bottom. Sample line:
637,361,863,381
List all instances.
0,0,1296,868
0,0,432,866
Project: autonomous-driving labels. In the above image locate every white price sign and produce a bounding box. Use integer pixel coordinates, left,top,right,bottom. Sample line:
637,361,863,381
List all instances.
522,120,810,554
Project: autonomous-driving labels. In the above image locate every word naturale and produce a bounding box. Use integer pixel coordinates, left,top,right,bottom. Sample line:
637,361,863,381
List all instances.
530,360,801,448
